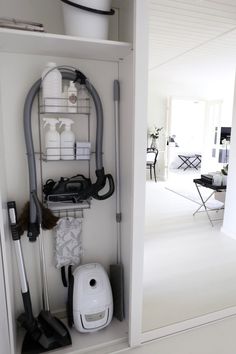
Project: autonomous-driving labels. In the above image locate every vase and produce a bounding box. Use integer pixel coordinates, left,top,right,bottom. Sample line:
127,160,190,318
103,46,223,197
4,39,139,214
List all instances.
151,138,157,149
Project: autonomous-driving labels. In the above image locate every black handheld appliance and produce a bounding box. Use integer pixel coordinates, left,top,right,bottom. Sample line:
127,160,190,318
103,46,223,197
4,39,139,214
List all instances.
43,174,92,203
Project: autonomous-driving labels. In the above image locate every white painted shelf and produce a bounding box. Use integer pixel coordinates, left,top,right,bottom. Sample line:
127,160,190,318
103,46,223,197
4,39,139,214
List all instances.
0,28,133,61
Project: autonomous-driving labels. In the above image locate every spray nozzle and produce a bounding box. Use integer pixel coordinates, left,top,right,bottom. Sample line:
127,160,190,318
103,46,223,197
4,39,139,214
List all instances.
58,118,74,129
43,118,59,129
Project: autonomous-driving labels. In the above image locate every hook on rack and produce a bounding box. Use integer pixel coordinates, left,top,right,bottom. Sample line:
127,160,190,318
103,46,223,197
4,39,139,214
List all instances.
50,207,84,219
45,199,90,220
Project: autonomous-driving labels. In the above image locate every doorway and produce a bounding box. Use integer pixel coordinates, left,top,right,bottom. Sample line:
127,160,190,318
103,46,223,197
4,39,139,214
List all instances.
143,85,235,336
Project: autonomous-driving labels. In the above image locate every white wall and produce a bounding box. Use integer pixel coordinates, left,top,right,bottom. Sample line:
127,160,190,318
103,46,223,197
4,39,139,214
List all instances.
0,75,16,353
129,0,148,346
0,153,12,354
222,76,236,239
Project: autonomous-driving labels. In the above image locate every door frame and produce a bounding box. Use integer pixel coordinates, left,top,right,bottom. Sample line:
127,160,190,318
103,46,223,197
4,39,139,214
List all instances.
141,86,236,343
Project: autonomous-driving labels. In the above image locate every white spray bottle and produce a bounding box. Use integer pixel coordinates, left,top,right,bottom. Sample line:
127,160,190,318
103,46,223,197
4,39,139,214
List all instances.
59,118,75,160
43,118,60,160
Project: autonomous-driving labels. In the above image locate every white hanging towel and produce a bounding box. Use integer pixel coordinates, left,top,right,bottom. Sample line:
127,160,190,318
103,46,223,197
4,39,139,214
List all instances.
54,217,83,269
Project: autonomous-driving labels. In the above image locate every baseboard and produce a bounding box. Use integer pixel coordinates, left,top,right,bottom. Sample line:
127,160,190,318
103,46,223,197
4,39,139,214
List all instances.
141,305,236,343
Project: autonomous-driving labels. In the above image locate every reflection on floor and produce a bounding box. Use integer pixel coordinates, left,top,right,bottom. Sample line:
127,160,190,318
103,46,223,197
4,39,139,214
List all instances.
143,169,236,332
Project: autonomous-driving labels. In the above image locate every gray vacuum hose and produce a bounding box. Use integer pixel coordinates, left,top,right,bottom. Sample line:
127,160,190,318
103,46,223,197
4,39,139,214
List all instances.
24,70,105,240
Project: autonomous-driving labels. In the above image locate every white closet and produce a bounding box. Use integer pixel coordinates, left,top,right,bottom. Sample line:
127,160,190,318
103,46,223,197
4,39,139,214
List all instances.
0,1,148,353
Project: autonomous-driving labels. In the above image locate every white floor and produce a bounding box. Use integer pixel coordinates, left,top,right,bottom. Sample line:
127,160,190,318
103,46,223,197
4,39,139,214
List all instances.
143,170,236,332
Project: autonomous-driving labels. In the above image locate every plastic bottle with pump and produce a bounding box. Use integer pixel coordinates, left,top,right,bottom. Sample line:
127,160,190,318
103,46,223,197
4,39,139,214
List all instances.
59,118,75,160
42,62,62,113
68,81,78,113
43,118,60,160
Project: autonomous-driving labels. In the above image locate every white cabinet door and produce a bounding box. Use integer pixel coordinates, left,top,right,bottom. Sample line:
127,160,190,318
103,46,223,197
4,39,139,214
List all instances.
0,239,11,354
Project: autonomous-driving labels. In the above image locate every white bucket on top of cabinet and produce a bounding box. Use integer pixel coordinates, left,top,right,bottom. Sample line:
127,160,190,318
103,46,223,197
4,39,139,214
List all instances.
61,0,114,40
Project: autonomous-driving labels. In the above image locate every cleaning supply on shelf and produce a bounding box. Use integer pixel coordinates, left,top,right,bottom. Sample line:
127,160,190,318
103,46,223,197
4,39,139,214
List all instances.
59,118,76,160
42,62,62,112
54,217,83,287
76,142,91,160
43,118,60,160
68,81,78,113
78,84,90,114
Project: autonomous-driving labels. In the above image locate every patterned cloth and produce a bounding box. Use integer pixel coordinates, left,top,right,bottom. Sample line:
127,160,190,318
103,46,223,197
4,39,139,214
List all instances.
54,217,83,269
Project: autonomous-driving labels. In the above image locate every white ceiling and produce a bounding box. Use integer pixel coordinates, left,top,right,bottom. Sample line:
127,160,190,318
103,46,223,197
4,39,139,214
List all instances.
148,0,236,81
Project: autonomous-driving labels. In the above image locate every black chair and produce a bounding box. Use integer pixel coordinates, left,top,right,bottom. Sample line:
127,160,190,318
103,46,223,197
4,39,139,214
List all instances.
146,148,159,182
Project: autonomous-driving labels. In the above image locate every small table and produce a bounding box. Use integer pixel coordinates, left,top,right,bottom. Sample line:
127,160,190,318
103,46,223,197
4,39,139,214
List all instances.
193,178,226,226
178,154,202,171
194,154,202,169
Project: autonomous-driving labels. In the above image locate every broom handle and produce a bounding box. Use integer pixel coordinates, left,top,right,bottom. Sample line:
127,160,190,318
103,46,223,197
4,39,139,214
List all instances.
39,230,50,311
7,201,36,326
32,191,50,311
114,80,121,264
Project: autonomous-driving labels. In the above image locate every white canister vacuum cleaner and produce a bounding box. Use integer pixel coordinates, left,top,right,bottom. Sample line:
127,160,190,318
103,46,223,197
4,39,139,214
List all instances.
68,263,113,332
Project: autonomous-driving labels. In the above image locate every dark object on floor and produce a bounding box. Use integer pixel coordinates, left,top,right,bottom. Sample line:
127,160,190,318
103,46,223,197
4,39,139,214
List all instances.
17,201,59,236
146,148,159,182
